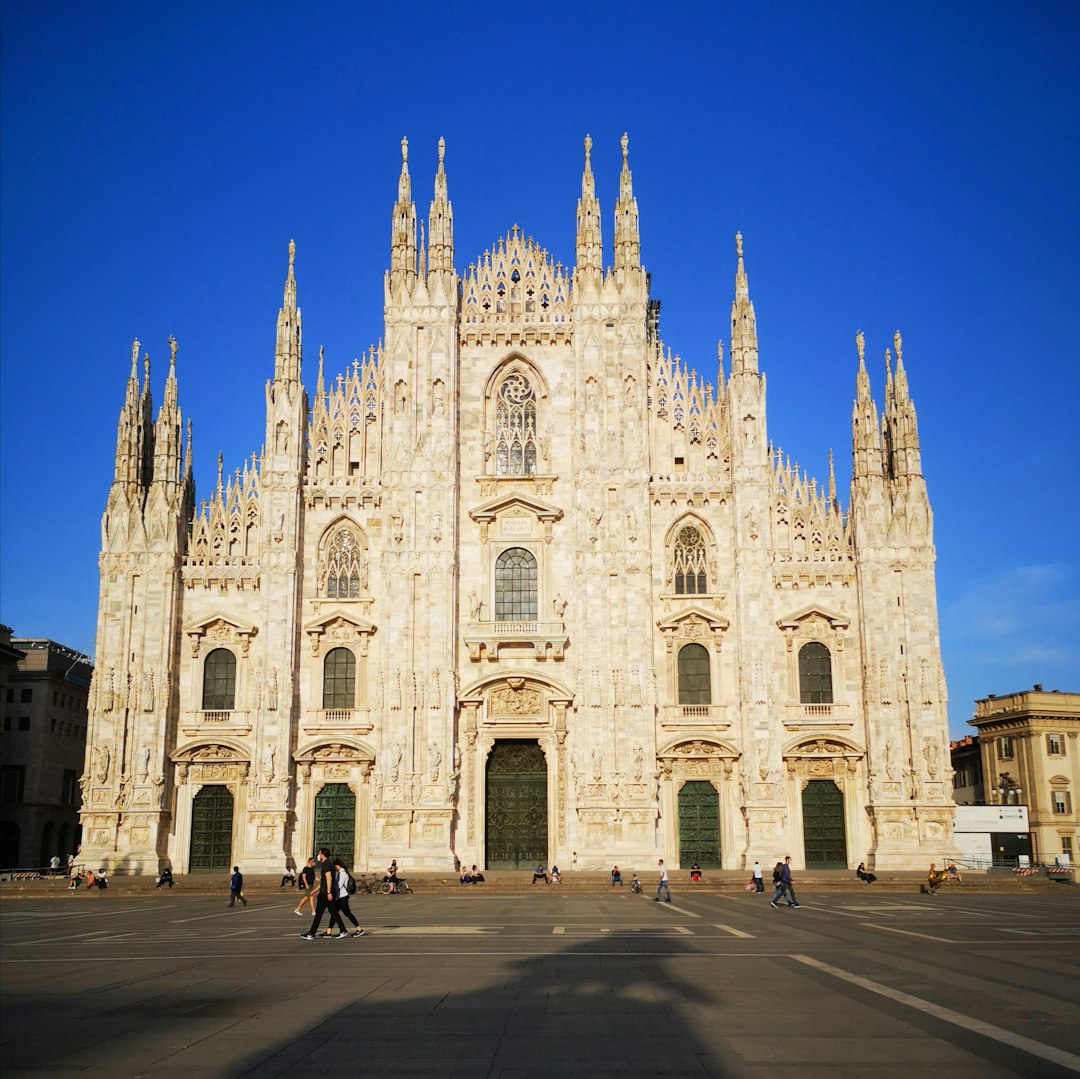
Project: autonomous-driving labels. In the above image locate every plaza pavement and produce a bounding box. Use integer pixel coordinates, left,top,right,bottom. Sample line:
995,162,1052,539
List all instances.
2,886,1078,1077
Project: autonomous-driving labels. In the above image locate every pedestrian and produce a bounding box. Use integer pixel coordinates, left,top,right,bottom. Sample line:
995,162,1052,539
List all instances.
770,861,785,907
772,856,801,908
333,859,365,937
228,865,247,907
280,864,296,887
300,848,346,940
66,852,75,877
156,866,174,888
294,857,317,916
49,854,61,876
753,860,764,892
654,859,671,902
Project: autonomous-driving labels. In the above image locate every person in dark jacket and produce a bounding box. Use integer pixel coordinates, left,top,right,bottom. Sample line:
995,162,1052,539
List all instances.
228,865,247,907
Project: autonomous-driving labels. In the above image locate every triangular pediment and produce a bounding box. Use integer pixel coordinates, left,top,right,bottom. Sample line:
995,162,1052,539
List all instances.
303,608,376,636
776,604,849,630
469,492,563,524
183,611,258,637
656,604,730,633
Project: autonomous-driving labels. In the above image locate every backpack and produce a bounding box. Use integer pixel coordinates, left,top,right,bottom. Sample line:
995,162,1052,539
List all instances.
346,872,357,895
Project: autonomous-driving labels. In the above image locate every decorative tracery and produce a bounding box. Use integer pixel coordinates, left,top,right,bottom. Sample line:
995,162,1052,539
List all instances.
494,374,538,476
673,526,708,594
320,522,368,599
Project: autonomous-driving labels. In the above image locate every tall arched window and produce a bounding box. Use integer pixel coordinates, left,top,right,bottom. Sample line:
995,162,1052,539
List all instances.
495,547,537,621
678,643,711,705
674,526,708,595
323,523,367,599
494,373,538,476
798,642,833,704
202,648,236,710
322,647,356,709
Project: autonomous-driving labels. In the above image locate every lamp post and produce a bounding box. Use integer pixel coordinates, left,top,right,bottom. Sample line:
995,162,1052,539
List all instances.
996,772,1022,805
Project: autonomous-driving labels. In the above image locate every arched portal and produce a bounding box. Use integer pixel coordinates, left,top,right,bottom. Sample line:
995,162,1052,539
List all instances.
678,780,721,868
313,782,357,866
485,739,547,869
189,785,234,873
802,779,847,868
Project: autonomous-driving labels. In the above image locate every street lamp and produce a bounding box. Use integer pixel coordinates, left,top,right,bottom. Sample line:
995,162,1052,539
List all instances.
996,772,1022,805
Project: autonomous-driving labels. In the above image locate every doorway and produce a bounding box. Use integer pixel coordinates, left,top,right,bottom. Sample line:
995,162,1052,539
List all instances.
802,779,847,868
189,784,234,872
485,739,547,869
678,780,721,868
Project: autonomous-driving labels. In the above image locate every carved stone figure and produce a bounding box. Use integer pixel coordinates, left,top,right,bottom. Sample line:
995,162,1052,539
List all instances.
428,741,441,782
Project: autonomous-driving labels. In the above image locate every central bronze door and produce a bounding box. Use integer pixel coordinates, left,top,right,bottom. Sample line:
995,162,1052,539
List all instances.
313,782,356,867
189,784,234,872
802,779,847,868
485,739,547,869
678,780,721,868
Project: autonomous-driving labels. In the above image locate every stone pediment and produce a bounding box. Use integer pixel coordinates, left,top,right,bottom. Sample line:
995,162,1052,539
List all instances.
294,740,373,764
657,605,730,634
304,608,376,657
469,492,563,525
171,742,245,763
776,604,849,631
183,612,258,657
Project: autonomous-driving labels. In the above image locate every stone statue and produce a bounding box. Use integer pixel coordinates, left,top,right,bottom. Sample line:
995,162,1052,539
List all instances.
468,590,483,619
428,741,441,782
97,744,111,783
263,743,276,781
138,745,150,782
552,593,567,618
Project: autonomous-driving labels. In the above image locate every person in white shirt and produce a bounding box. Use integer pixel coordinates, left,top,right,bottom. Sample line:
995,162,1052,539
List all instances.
752,861,764,893
332,859,365,938
654,859,671,902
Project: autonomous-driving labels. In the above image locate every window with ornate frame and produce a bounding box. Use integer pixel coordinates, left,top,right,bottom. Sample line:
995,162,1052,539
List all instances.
495,547,537,621
322,647,356,709
998,735,1014,760
494,373,538,476
202,648,236,710
798,642,833,704
322,522,368,599
1051,788,1072,815
677,643,711,705
673,525,708,595
1047,734,1065,757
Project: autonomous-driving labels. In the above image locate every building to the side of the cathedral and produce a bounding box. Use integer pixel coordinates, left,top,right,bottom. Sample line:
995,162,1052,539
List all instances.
78,135,956,874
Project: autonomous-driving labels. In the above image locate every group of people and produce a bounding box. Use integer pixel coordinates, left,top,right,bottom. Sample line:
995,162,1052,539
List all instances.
293,849,367,939
531,864,561,884
68,866,109,891
459,864,485,884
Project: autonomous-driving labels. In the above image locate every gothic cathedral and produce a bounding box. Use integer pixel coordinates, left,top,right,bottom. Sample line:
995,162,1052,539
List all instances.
79,136,956,874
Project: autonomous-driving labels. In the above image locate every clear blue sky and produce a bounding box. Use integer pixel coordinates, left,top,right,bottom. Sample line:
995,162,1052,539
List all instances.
2,4,1077,737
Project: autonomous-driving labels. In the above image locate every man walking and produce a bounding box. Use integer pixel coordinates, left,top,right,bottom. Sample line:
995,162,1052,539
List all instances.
752,861,764,893
654,859,671,903
294,857,317,916
300,848,346,940
772,855,801,908
228,865,247,907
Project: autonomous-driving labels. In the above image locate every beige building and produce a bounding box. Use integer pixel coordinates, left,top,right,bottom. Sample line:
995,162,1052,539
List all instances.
969,686,1079,864
79,136,956,875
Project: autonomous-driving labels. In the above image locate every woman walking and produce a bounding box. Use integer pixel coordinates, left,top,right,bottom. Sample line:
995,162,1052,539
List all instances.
333,859,365,938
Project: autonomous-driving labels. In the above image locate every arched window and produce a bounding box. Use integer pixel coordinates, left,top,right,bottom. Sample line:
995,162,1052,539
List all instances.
323,523,367,599
495,547,537,621
678,643,711,705
323,648,356,709
494,373,538,476
798,642,833,704
202,648,236,710
674,526,708,595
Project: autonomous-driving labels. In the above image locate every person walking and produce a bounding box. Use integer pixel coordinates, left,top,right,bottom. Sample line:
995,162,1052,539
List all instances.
228,865,247,907
773,856,801,908
294,857,317,916
769,861,785,907
333,859,365,938
654,859,671,903
300,848,346,940
752,861,764,892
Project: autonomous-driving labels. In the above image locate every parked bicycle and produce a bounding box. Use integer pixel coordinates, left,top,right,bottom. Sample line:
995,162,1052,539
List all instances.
355,873,381,895
380,877,411,895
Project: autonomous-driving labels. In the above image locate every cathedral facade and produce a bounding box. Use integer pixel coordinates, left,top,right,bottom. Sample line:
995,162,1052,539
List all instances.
79,136,956,874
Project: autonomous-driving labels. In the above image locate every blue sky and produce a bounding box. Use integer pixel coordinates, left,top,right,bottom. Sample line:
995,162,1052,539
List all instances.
2,4,1077,737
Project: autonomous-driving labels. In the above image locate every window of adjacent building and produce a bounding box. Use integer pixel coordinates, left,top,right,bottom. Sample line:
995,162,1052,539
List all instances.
61,770,78,806
1047,734,1065,756
494,373,538,476
677,643,711,705
4,688,12,703
495,547,538,621
1052,790,1072,815
2,717,10,731
1063,836,1074,857
0,766,25,804
323,523,367,599
322,647,356,709
999,735,1014,759
17,716,29,731
201,648,236,711
673,526,708,595
20,688,31,703
798,642,834,704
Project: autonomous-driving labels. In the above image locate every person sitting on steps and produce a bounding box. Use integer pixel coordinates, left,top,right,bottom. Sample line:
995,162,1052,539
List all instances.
611,865,623,886
531,864,548,885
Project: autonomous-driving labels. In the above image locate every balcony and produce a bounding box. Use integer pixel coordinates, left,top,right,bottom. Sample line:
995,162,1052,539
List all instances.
783,702,852,729
181,710,252,736
302,708,373,734
660,704,730,729
464,619,569,662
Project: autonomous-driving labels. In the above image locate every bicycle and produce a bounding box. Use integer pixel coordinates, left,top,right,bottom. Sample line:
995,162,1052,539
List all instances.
356,873,380,895
380,878,411,895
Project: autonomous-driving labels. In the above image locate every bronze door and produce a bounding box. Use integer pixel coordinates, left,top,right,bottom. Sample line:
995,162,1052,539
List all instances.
485,740,547,869
313,782,356,867
802,779,847,868
189,784,234,872
678,780,721,868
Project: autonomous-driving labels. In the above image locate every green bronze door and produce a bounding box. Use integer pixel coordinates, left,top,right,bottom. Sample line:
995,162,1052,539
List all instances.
189,784,234,873
313,783,356,867
678,780,721,868
802,779,847,868
485,740,547,869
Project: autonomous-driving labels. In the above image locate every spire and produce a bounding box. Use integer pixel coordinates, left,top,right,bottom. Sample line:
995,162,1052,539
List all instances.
315,344,326,401
827,448,838,510
274,240,302,384
613,133,640,272
152,335,183,489
729,232,759,375
138,351,154,488
575,134,602,274
851,329,884,482
389,136,417,284
112,338,144,493
426,136,454,275
883,329,922,479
